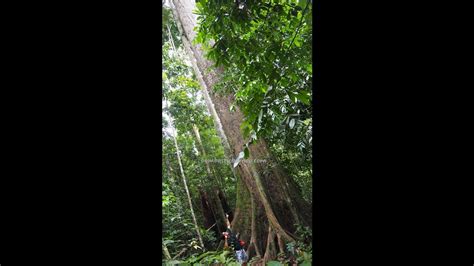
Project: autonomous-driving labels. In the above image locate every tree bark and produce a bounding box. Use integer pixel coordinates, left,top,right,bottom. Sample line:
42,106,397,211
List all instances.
170,0,312,262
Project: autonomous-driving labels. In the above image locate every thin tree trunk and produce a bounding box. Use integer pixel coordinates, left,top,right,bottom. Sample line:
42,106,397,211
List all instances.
191,123,230,236
171,131,205,250
167,24,176,51
192,124,222,188
165,99,205,250
162,242,172,260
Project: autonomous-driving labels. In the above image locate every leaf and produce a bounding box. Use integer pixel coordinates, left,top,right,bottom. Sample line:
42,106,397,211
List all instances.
298,0,307,8
195,1,203,11
196,251,217,260
303,251,311,260
233,151,245,168
267,85,273,93
242,122,252,138
244,146,250,159
165,260,184,266
295,92,311,105
267,261,283,266
294,38,301,47
163,239,175,245
289,118,296,129
219,251,230,263
297,11,303,20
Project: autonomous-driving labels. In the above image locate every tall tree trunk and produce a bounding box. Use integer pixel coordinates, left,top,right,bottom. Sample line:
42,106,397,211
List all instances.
170,0,311,262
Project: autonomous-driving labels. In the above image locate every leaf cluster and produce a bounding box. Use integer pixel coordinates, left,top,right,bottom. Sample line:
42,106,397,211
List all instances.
194,0,313,146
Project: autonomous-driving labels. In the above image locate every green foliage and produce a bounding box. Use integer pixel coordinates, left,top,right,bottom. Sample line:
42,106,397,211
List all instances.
162,167,198,257
271,224,313,265
295,224,312,245
294,225,313,264
270,140,312,203
200,228,218,250
194,0,313,149
167,250,237,265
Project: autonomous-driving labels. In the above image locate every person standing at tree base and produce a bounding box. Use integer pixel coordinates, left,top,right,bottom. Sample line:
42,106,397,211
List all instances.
222,214,248,264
